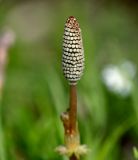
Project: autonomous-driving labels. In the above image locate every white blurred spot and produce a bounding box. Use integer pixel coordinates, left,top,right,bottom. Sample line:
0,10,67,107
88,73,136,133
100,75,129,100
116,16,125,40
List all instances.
102,61,136,96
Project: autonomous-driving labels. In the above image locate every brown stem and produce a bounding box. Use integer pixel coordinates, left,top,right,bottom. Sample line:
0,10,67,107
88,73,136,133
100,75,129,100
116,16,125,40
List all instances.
70,154,78,160
69,84,77,134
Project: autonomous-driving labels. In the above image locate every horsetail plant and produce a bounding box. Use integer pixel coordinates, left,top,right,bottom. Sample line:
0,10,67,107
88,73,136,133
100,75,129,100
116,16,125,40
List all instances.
56,16,88,160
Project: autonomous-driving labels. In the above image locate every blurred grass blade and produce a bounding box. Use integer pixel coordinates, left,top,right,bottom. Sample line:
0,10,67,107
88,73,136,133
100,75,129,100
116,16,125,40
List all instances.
133,147,138,159
0,100,6,160
97,118,135,160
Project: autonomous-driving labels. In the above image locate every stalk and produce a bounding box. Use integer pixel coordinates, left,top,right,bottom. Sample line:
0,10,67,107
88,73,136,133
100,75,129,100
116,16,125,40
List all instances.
70,154,78,160
69,85,77,135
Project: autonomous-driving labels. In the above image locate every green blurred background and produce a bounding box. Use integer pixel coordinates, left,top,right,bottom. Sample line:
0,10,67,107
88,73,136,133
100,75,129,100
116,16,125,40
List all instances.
0,0,138,159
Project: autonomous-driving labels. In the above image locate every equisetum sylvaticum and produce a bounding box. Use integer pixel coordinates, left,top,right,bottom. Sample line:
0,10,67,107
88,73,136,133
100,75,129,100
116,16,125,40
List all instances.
56,16,88,160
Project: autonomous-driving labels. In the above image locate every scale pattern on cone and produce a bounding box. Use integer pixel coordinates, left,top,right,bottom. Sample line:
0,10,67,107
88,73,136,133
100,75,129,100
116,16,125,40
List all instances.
62,16,84,85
